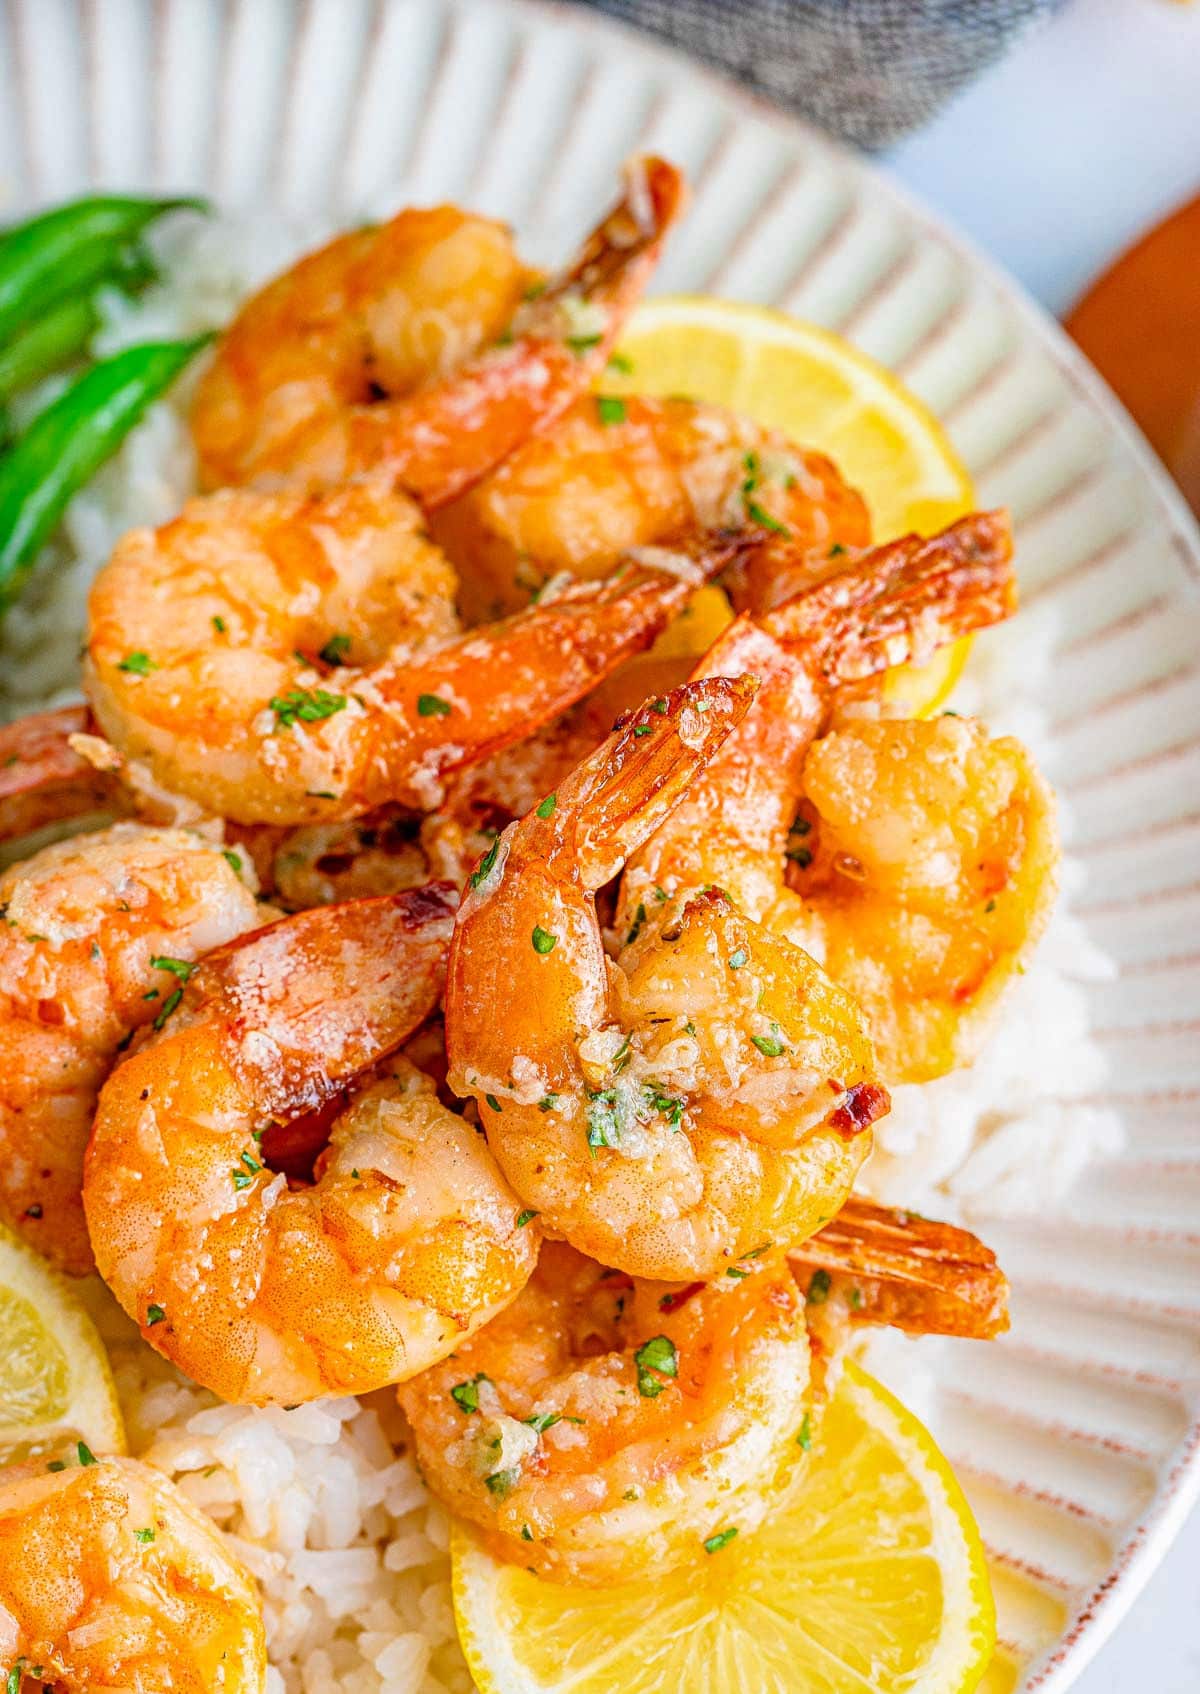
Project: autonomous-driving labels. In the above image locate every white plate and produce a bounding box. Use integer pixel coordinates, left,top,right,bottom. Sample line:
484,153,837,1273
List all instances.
1,1,1198,1689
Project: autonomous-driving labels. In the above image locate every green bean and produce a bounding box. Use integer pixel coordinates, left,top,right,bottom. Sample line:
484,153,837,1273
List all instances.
0,194,205,341
0,296,100,404
0,240,161,405
0,335,212,615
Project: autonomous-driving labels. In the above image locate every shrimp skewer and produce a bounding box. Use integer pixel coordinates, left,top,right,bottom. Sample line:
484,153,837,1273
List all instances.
444,679,889,1282
84,885,543,1406
0,1453,265,1694
0,822,265,1273
399,1201,1008,1585
196,156,687,498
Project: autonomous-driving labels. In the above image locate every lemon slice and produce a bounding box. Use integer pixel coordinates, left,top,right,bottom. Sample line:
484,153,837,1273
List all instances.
453,1360,994,1694
0,1223,125,1463
609,297,976,715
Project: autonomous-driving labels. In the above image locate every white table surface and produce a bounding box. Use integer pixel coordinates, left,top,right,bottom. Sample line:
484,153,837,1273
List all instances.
885,1,1200,1687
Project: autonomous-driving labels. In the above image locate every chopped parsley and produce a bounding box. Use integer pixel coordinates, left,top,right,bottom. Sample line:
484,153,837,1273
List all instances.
566,332,602,356
806,1269,831,1306
536,793,557,818
6,1662,23,1694
797,1413,812,1450
416,692,452,718
146,1303,165,1326
606,350,634,375
726,1266,749,1280
847,1285,864,1310
520,1524,534,1541
625,901,647,945
222,849,243,875
486,1094,504,1113
586,1090,621,1150
644,1085,684,1128
703,1527,738,1554
450,1374,489,1414
985,898,997,913
740,452,791,537
134,1526,156,1544
319,633,351,666
537,1094,560,1113
595,394,627,427
828,542,846,557
153,989,183,1030
728,948,748,970
269,687,347,729
118,650,156,676
77,1441,97,1467
516,1209,538,1228
469,838,500,890
150,955,194,982
523,1411,562,1433
212,614,227,634
484,1467,520,1499
634,1334,678,1398
786,845,813,868
632,723,653,738
751,1034,786,1058
531,925,557,955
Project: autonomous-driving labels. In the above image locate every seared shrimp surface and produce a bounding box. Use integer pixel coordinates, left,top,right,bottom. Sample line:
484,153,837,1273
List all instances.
444,680,887,1282
0,823,263,1274
795,712,1059,1081
430,393,870,620
85,476,724,826
84,887,541,1406
399,1241,810,1585
0,1453,265,1694
193,157,685,498
192,205,532,491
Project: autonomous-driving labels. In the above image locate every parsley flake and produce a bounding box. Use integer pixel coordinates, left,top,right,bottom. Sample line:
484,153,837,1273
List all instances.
485,1466,520,1498
469,838,500,890
703,1527,738,1554
797,1413,812,1450
319,633,351,666
146,1303,165,1326
118,650,156,676
269,687,347,729
595,394,627,427
807,1269,831,1306
751,1034,786,1058
531,925,558,955
728,948,748,969
134,1526,155,1544
535,793,557,818
634,1334,678,1398
77,1441,97,1467
486,1094,504,1113
516,1209,538,1228
450,1374,489,1414
416,692,452,718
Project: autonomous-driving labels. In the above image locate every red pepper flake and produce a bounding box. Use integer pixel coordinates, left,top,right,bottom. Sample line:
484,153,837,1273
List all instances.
657,1281,705,1314
829,1082,890,1137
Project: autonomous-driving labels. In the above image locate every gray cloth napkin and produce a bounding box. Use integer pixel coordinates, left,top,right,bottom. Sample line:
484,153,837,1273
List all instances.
575,0,1062,147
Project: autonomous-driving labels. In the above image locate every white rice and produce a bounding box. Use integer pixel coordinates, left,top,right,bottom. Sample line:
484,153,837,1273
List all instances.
10,210,1120,1691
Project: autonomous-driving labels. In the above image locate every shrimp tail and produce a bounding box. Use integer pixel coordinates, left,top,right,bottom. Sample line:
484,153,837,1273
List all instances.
764,509,1016,683
789,1196,1010,1340
320,156,687,508
378,536,750,811
547,674,759,890
188,884,457,1119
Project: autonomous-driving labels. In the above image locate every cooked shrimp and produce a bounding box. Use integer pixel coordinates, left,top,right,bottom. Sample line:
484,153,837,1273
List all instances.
192,205,532,491
0,823,264,1274
789,1196,1009,1341
398,1240,810,1585
617,512,1018,945
193,156,686,498
444,680,888,1282
85,474,739,826
430,392,870,621
793,711,1059,1081
0,1452,264,1694
84,886,544,1405
0,707,120,854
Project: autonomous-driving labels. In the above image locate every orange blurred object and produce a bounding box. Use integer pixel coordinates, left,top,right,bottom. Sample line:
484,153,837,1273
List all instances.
1065,191,1200,517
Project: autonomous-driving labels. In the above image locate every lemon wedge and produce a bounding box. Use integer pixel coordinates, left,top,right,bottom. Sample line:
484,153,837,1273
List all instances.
453,1359,995,1694
608,297,976,716
0,1222,125,1463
